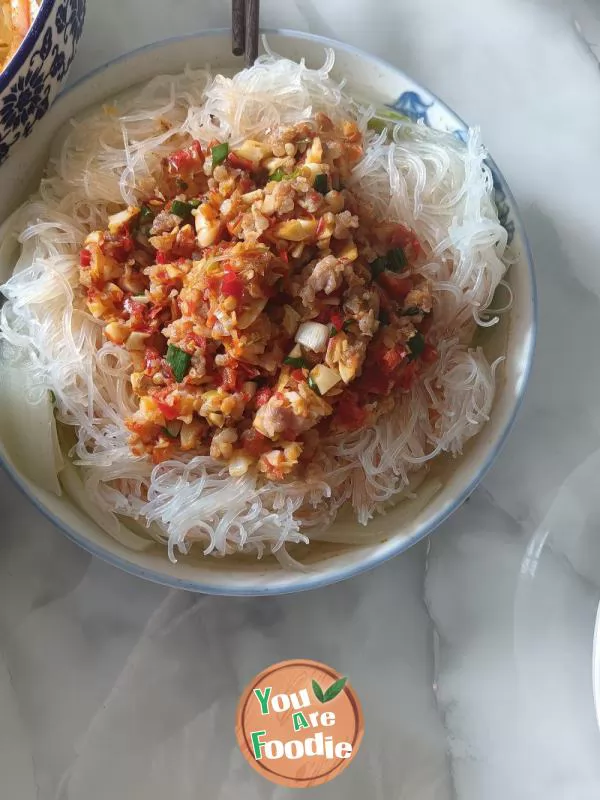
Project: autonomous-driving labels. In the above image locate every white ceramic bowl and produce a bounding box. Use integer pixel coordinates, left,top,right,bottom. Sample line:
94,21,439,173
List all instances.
0,30,536,595
0,0,86,164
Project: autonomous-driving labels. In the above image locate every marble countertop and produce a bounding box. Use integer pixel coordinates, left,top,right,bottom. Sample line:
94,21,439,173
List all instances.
2,0,600,797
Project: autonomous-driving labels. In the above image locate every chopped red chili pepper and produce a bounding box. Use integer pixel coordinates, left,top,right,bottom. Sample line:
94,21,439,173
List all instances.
125,418,161,442
156,250,170,265
238,176,254,193
422,344,438,364
336,393,368,429
79,248,92,267
148,302,169,321
291,369,306,382
380,346,407,373
227,152,254,171
167,140,204,173
101,233,134,263
221,268,244,299
155,398,180,421
378,272,413,301
360,365,391,395
241,428,271,457
238,362,261,379
330,311,344,333
390,224,422,258
220,366,238,392
168,150,191,172
255,387,272,407
123,297,147,329
188,334,207,351
144,348,161,372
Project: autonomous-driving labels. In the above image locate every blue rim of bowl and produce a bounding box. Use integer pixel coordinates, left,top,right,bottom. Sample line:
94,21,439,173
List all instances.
0,0,56,93
0,28,538,595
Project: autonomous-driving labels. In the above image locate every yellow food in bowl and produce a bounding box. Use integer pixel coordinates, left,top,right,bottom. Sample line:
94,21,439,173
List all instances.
0,0,40,71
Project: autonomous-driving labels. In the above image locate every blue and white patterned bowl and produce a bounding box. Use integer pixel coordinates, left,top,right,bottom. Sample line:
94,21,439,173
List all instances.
0,30,536,595
0,0,85,164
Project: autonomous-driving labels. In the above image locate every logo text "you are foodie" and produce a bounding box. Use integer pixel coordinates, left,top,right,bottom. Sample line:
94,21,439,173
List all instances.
236,659,364,788
251,677,351,761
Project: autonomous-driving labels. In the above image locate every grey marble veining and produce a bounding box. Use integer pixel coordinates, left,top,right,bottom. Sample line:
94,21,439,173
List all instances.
2,0,600,798
0,471,451,800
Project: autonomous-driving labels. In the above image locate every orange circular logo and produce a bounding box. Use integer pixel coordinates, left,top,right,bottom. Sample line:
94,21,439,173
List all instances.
235,659,364,788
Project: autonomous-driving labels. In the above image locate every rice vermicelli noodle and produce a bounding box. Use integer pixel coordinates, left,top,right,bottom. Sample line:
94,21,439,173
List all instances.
0,50,509,565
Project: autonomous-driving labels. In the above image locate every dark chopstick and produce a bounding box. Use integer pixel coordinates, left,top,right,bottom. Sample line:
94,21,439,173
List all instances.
232,0,245,57
245,0,260,67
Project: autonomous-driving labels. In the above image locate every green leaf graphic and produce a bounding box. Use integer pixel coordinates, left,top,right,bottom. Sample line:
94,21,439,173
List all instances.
323,677,348,703
312,679,325,703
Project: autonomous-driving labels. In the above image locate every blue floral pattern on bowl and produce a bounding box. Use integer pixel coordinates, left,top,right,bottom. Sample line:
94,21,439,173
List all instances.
0,0,85,165
490,173,515,244
452,128,468,144
390,90,433,125
390,89,514,244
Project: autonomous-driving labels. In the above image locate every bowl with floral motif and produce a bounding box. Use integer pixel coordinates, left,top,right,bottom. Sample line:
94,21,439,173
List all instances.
0,0,85,165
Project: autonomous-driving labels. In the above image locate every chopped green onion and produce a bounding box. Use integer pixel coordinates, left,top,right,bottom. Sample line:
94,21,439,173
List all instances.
162,426,178,439
388,247,407,272
370,248,407,279
384,109,411,122
308,376,322,396
407,332,425,361
378,309,390,326
211,142,229,166
171,200,193,219
367,118,389,134
314,173,328,194
330,325,338,337
269,167,299,182
139,204,154,224
370,257,387,278
166,344,191,382
283,356,308,368
175,178,188,191
401,306,421,317
49,390,56,405
367,110,410,134
188,198,201,208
